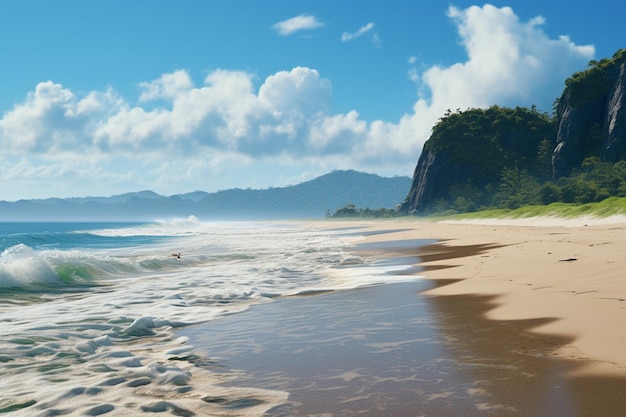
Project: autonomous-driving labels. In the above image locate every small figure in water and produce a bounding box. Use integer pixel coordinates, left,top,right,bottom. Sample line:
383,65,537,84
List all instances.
172,253,181,259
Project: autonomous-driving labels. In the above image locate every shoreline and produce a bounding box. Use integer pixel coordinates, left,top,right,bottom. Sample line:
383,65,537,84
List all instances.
320,216,626,377
177,217,626,415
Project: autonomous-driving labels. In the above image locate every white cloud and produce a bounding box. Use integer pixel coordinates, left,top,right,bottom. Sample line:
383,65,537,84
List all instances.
380,4,595,164
341,22,375,42
0,5,596,199
259,67,331,118
0,81,124,154
433,4,594,107
138,70,193,102
309,110,366,152
272,14,323,36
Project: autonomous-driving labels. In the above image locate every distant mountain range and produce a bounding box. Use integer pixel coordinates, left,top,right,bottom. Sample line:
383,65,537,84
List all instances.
0,170,411,221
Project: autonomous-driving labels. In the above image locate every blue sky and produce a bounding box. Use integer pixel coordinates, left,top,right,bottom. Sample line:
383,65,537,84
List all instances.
0,1,623,200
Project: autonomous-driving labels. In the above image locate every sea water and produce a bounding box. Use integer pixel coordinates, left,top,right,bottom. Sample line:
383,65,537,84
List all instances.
0,217,419,416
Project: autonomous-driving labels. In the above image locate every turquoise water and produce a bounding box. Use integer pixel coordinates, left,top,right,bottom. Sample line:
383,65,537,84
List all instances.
0,218,419,416
0,222,156,251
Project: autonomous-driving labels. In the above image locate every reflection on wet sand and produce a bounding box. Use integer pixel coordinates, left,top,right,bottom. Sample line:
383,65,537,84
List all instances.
428,287,575,416
183,281,481,416
421,239,626,417
179,237,626,416
181,279,625,416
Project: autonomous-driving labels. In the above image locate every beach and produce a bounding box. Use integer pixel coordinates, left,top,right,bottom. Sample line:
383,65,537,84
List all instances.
343,216,626,376
174,216,626,416
3,219,625,416
336,217,626,415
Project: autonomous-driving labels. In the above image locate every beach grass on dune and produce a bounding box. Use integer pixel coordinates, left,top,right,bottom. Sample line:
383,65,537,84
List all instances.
440,196,626,221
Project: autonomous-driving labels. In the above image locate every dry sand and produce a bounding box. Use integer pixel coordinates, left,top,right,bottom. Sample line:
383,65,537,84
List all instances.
320,216,626,377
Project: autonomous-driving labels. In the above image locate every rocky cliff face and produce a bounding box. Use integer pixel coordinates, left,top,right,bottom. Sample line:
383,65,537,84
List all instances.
553,56,626,176
396,151,447,214
601,59,626,162
399,50,626,214
397,106,554,214
551,92,606,177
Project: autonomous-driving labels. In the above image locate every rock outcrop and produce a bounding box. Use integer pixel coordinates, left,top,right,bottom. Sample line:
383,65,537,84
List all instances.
553,51,626,176
551,91,606,177
399,49,626,214
601,59,626,162
396,151,449,214
397,106,554,214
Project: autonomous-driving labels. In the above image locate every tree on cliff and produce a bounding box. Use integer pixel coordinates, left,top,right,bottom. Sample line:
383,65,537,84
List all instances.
397,105,556,214
398,48,626,215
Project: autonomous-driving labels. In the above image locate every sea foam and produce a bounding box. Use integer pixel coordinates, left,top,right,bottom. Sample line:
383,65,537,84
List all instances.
0,244,60,288
0,220,421,416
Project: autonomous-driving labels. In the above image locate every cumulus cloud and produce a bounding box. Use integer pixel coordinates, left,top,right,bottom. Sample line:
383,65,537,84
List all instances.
272,14,323,36
427,5,594,108
394,4,594,157
0,66,337,159
138,70,193,102
0,81,124,154
0,4,596,198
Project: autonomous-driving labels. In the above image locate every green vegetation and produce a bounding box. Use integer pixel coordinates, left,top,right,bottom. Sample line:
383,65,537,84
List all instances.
332,141,626,221
328,194,626,221
418,105,557,213
326,204,403,218
426,105,555,177
426,155,626,216
565,65,611,108
564,48,626,108
443,196,626,221
330,49,626,220
411,49,626,216
330,111,626,217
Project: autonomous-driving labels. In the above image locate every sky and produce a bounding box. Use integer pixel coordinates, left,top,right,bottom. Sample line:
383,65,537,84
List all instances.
0,1,623,201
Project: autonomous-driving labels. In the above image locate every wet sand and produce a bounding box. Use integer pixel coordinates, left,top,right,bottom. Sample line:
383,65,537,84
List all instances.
344,217,626,375
181,281,594,416
334,218,626,415
180,218,626,416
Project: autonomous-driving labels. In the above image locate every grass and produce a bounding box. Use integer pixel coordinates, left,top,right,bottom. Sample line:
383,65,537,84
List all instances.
440,196,626,221
325,197,626,222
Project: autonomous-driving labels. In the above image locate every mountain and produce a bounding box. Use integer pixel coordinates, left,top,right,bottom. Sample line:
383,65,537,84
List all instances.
197,170,410,219
398,48,626,215
0,170,411,221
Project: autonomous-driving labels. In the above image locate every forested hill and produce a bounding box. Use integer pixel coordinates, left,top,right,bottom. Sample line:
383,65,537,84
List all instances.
398,48,626,215
0,170,411,221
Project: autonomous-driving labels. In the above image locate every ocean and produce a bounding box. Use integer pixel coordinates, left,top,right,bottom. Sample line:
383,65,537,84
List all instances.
0,218,421,416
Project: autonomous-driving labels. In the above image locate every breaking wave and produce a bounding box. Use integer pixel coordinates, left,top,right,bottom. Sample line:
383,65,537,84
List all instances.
0,219,421,416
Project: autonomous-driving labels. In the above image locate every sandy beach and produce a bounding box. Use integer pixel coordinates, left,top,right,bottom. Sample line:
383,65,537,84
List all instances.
176,217,626,416
334,216,626,378
317,216,626,415
21,219,626,416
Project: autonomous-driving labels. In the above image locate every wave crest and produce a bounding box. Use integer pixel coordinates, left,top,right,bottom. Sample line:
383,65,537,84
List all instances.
0,244,61,288
90,216,205,237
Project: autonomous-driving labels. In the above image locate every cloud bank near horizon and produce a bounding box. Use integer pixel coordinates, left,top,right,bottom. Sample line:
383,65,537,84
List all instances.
0,5,594,198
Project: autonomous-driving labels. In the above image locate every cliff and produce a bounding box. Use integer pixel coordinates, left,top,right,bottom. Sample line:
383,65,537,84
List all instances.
553,50,626,176
399,49,626,215
397,106,555,214
398,148,473,214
